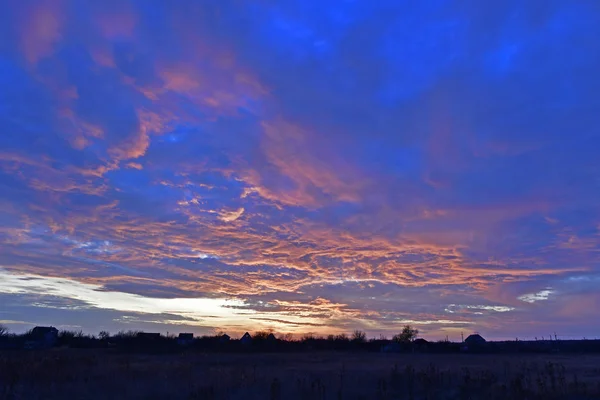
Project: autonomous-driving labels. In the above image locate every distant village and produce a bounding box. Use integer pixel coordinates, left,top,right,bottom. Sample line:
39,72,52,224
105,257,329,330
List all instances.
2,325,600,354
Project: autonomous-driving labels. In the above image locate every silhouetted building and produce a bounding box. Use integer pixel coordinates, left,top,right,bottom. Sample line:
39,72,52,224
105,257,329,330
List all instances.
267,333,277,342
137,332,161,340
240,332,252,345
25,326,58,349
465,334,486,345
219,333,231,343
413,338,429,351
177,333,193,346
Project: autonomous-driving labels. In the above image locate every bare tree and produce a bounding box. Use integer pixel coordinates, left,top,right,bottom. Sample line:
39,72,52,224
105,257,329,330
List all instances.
351,330,366,343
0,324,8,337
393,325,419,343
282,333,295,342
335,333,349,342
253,331,271,340
301,333,316,342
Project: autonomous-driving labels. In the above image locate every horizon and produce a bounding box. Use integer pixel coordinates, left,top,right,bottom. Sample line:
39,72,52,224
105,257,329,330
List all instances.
1,1,600,340
3,323,598,343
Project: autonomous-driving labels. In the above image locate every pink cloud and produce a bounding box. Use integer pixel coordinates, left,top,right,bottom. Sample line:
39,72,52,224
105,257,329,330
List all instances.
94,8,137,40
18,0,63,65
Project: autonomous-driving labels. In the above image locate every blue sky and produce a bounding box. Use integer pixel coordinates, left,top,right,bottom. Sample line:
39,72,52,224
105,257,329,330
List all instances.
0,0,599,340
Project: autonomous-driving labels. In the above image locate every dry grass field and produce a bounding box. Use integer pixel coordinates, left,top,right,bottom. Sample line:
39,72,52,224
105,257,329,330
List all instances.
2,350,600,399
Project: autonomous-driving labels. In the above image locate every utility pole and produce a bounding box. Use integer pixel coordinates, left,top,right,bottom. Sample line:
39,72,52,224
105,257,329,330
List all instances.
461,332,464,343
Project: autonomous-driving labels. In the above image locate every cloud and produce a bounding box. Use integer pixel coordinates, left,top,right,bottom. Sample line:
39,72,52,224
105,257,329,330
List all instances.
0,0,599,339
0,268,246,322
16,0,64,65
217,207,245,222
518,289,554,303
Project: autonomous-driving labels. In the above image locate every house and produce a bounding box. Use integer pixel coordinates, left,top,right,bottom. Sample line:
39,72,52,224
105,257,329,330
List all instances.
240,332,252,345
412,338,429,351
465,334,486,346
219,333,230,343
137,332,161,340
177,333,194,346
267,333,277,342
25,326,58,349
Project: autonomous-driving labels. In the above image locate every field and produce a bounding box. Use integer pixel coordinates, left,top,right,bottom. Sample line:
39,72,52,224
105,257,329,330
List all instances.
2,350,600,399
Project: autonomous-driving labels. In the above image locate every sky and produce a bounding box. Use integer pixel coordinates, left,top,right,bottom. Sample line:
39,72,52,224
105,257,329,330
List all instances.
1,0,599,341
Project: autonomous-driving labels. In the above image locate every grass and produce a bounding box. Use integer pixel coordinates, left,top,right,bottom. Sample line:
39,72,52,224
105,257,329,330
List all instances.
1,351,600,399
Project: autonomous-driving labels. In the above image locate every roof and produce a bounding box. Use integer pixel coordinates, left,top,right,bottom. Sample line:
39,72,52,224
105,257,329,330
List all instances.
465,334,486,344
31,326,58,336
240,332,252,343
413,338,429,345
137,332,161,338
178,333,193,339
267,333,277,341
219,333,230,342
32,326,58,333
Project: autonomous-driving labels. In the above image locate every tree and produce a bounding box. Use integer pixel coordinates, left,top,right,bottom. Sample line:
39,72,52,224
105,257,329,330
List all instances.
335,333,349,342
0,324,7,337
301,333,316,342
115,330,140,339
282,333,294,342
393,325,419,343
351,330,366,343
253,331,271,341
98,331,110,340
59,330,76,340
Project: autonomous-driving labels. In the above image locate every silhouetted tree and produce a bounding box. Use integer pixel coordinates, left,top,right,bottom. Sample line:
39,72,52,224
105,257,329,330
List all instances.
58,330,76,343
253,331,271,341
352,330,366,343
393,325,419,342
98,331,110,340
335,333,349,342
301,333,316,342
0,324,7,337
115,330,140,339
282,333,294,342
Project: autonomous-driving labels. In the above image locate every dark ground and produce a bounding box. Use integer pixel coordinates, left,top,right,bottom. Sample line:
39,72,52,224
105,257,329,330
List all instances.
2,350,600,399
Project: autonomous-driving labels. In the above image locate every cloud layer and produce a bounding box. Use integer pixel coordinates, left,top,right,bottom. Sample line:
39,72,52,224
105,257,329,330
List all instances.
1,0,599,339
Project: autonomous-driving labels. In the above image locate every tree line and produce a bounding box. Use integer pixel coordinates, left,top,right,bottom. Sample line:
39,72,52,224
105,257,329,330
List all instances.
0,323,421,349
